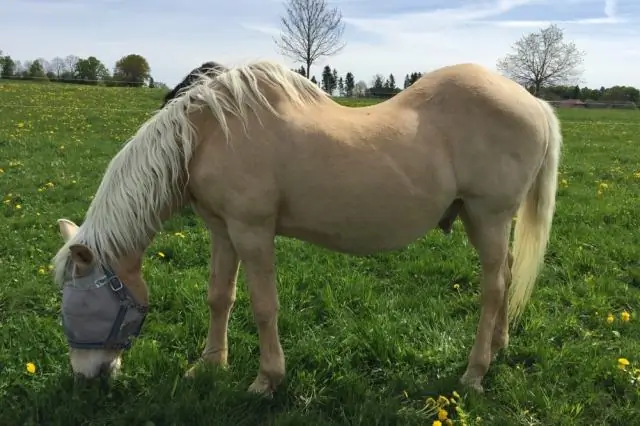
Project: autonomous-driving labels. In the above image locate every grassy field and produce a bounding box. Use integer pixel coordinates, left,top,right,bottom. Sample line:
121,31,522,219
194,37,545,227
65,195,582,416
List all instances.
1,80,639,426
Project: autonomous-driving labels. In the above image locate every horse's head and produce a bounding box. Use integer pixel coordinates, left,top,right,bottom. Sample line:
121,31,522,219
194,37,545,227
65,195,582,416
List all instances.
55,219,149,379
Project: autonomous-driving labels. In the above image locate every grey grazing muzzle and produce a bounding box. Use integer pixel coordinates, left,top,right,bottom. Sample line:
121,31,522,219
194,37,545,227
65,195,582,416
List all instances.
61,263,148,350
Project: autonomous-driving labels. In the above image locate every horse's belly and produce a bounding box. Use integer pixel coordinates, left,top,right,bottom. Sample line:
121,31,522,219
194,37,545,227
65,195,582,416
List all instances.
275,195,447,255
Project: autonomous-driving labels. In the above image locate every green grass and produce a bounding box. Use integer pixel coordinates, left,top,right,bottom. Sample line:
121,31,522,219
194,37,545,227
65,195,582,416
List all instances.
1,80,639,426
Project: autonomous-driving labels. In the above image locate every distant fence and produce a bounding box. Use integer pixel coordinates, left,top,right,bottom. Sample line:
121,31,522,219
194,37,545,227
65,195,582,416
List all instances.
547,99,637,110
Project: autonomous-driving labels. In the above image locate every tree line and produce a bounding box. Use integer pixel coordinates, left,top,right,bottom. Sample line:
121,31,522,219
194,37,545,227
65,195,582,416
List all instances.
0,50,158,88
2,47,637,104
292,65,420,98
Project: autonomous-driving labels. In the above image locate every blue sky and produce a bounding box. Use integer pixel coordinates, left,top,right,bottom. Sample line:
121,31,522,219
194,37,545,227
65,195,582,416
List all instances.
2,0,638,89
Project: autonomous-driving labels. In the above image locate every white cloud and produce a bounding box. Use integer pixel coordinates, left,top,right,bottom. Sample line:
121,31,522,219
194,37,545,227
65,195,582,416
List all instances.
0,0,638,89
604,0,617,17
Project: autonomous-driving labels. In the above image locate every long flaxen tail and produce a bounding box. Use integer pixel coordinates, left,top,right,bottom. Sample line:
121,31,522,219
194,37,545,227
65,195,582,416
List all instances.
507,98,563,324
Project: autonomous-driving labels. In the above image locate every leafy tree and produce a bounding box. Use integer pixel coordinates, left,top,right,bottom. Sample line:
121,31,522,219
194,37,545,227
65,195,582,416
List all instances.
0,55,15,78
497,24,585,95
385,73,396,90
337,76,344,96
28,60,46,78
113,53,151,87
310,75,318,85
371,74,384,89
404,72,423,88
274,0,346,78
75,56,109,82
344,71,354,96
331,68,338,93
601,86,640,103
571,85,580,99
321,65,335,93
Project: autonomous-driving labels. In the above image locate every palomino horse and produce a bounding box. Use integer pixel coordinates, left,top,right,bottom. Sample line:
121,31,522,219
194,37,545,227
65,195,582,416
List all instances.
161,61,227,108
52,60,562,395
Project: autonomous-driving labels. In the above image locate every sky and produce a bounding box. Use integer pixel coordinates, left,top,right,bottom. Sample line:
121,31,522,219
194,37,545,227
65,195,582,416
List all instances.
1,0,638,89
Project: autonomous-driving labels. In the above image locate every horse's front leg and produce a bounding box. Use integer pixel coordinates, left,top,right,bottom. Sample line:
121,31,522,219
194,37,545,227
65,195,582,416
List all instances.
186,232,239,376
226,220,285,396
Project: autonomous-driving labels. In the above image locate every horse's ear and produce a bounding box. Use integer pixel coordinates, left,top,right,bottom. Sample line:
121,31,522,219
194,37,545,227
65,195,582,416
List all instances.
57,219,79,242
69,244,94,272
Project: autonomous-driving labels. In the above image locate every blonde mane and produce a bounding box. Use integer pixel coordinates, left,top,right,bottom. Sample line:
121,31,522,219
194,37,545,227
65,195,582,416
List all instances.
52,59,328,285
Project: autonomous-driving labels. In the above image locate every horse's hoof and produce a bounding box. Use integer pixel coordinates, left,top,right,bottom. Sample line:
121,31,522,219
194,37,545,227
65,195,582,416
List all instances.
247,375,276,398
460,373,484,394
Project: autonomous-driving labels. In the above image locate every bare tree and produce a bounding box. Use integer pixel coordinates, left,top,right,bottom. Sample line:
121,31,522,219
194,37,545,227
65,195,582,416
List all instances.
496,24,585,95
274,0,346,78
64,54,79,76
51,56,66,78
354,80,367,97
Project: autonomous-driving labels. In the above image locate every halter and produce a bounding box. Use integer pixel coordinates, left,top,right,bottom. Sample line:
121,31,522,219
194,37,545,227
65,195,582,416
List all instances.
61,263,148,350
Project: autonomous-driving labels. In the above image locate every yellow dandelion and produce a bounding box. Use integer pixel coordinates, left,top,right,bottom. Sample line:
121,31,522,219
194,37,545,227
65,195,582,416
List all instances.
174,232,185,238
46,182,54,188
437,408,448,421
38,267,46,274
453,283,460,290
621,311,630,322
0,168,4,173
606,313,614,324
15,204,21,209
634,171,640,179
26,362,36,374
432,421,442,426
452,390,460,399
17,122,24,128
157,252,165,258
599,182,609,189
618,358,630,370
437,395,450,406
59,145,65,150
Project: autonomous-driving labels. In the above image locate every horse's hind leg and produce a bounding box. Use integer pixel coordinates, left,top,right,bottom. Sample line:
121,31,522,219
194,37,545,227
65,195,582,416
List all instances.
459,206,513,392
491,249,514,358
